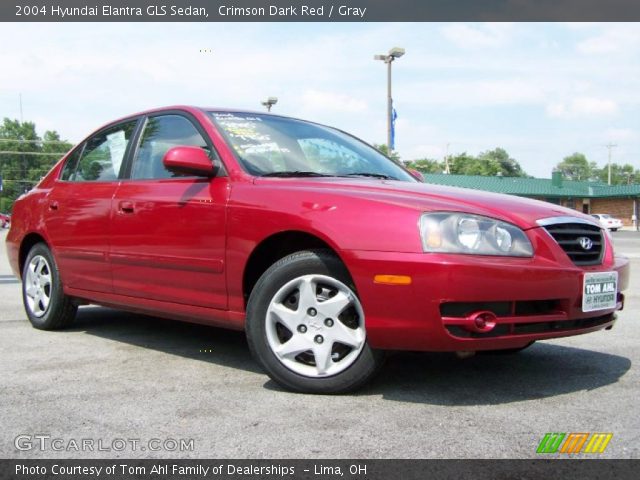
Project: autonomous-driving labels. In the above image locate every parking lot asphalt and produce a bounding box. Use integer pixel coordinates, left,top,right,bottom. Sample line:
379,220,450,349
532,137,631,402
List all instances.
1,228,638,459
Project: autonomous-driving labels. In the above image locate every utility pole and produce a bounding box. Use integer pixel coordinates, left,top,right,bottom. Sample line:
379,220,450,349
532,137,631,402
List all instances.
387,59,392,151
374,47,405,153
19,93,24,122
605,143,617,185
444,143,450,174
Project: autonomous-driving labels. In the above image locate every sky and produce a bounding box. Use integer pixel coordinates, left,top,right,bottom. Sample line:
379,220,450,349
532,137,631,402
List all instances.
0,22,639,178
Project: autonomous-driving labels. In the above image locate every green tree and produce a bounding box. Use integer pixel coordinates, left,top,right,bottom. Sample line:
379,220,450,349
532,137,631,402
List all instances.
373,143,402,165
406,148,528,177
448,152,478,175
555,153,598,181
478,148,527,177
593,163,639,185
405,158,445,174
0,119,71,212
449,152,499,176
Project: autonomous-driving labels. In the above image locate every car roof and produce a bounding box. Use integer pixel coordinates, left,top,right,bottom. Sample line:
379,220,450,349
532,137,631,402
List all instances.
84,105,307,144
112,105,299,122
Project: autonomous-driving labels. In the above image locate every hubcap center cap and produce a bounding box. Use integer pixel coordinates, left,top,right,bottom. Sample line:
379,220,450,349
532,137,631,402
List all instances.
308,319,323,331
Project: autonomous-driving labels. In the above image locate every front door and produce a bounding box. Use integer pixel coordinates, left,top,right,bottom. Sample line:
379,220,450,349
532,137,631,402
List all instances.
110,113,228,309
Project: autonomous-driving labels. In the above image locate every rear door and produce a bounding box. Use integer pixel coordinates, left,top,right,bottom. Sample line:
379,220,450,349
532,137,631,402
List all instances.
45,118,140,292
110,112,228,309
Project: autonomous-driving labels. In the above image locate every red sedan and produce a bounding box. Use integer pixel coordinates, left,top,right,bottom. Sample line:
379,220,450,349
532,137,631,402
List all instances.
5,106,630,393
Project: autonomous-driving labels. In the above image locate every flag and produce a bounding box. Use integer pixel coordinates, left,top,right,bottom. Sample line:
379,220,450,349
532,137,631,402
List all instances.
390,102,398,151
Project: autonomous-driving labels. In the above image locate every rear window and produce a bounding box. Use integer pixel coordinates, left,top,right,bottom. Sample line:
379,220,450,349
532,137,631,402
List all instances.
62,120,138,182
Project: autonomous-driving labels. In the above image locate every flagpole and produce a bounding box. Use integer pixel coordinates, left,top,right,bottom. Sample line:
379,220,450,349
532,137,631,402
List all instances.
387,60,392,151
374,47,405,154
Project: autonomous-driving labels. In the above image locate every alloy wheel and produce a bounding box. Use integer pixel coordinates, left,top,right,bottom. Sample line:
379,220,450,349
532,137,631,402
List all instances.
265,274,366,378
24,255,53,318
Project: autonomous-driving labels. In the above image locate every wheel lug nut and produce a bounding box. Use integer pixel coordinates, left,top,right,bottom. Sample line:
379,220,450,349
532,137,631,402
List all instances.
297,325,307,333
314,335,324,344
307,308,317,317
324,318,334,327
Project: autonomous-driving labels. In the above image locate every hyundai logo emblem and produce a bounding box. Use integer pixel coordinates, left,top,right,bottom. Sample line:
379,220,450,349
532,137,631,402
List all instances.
578,236,594,251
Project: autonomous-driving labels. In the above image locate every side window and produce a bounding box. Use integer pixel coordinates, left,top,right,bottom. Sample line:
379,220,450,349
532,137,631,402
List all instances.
75,120,137,182
60,146,84,181
131,115,210,180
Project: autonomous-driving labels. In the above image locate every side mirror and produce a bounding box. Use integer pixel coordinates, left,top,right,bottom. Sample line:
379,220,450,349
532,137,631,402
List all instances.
408,168,425,182
162,146,216,177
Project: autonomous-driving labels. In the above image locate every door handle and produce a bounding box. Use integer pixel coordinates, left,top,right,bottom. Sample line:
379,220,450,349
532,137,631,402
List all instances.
49,201,59,211
119,201,135,214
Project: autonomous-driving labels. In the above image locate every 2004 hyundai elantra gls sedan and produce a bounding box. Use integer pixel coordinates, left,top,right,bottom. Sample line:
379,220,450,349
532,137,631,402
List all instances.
6,106,630,393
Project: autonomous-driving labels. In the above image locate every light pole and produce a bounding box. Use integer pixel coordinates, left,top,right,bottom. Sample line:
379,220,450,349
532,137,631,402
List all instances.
261,97,278,112
374,47,405,153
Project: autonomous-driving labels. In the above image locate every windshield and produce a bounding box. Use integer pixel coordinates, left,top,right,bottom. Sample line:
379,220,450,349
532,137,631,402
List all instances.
209,112,415,181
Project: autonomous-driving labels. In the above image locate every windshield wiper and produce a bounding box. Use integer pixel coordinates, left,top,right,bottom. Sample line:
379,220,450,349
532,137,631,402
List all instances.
261,171,398,180
343,172,396,180
261,171,334,178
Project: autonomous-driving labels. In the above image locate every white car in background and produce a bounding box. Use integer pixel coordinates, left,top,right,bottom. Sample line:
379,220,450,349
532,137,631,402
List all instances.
591,214,623,231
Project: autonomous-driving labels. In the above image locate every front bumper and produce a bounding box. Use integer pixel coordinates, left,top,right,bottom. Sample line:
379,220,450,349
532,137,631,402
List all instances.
344,227,630,352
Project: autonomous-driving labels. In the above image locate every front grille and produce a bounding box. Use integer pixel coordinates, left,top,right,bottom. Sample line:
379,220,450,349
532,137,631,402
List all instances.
445,313,614,338
440,300,558,318
512,314,613,335
441,300,563,338
544,223,603,266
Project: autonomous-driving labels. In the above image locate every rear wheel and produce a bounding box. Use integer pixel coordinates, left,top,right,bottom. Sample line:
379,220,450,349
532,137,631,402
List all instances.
246,250,384,394
22,243,77,330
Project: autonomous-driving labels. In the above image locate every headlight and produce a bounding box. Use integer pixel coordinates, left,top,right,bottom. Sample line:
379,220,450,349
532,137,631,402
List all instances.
419,212,533,257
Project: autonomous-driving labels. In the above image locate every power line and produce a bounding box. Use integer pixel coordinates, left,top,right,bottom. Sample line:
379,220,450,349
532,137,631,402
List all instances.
444,142,450,174
0,139,70,144
0,151,66,156
0,179,40,184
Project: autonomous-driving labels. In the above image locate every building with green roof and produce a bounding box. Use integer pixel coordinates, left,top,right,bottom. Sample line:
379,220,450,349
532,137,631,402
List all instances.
422,171,640,227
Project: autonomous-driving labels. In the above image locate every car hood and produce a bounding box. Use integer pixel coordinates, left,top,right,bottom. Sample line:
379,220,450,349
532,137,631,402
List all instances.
254,177,595,230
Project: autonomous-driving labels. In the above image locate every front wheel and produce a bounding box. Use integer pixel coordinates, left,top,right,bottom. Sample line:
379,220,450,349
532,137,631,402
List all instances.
22,243,77,330
246,250,384,394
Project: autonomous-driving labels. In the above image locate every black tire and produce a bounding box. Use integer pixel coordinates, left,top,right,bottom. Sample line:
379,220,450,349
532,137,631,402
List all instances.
22,243,77,330
246,249,384,394
480,341,536,355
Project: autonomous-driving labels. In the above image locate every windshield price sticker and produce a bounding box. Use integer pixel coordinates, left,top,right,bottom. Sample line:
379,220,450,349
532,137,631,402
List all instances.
582,272,618,312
